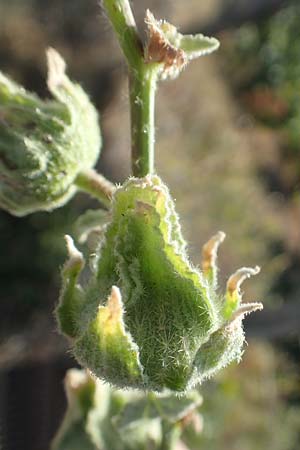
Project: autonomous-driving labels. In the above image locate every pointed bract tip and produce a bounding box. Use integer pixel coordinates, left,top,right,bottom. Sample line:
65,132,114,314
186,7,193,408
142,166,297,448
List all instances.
64,234,84,270
106,286,123,321
109,285,122,305
145,9,155,24
65,234,82,258
227,265,260,295
47,47,66,91
96,286,127,338
145,9,163,29
65,368,89,391
202,230,226,272
216,230,226,241
230,302,263,323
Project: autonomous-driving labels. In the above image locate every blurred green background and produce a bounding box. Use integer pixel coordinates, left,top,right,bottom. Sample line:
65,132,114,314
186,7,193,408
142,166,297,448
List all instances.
0,0,299,449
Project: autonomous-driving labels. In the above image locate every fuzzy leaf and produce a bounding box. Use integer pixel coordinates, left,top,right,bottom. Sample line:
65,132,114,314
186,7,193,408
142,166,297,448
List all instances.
177,34,219,59
145,10,219,80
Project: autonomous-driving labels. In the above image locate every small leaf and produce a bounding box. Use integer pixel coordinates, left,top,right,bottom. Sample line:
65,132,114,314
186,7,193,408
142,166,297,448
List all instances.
178,34,220,60
144,10,219,80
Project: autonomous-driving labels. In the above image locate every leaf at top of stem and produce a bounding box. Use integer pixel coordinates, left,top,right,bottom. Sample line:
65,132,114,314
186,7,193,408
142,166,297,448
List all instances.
144,10,219,80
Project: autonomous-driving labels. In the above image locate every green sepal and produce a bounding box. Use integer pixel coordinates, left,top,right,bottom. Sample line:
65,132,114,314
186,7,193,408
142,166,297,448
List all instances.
74,286,144,389
114,201,213,391
56,235,85,339
192,319,245,384
101,175,216,391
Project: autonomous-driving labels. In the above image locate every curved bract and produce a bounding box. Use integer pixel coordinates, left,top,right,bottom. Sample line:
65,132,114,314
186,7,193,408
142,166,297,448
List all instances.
57,175,262,392
0,49,101,216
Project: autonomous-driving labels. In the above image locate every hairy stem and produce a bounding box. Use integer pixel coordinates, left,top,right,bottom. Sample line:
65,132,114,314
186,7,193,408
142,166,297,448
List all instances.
130,65,158,176
102,0,142,68
103,0,159,177
74,169,116,207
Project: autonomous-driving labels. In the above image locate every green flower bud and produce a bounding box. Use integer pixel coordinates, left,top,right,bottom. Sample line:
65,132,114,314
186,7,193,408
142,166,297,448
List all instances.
56,175,262,393
0,48,101,216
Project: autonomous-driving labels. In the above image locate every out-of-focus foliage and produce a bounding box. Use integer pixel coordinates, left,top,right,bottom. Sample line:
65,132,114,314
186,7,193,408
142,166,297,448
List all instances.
51,369,202,450
156,56,283,305
223,1,300,155
221,0,300,306
182,341,300,450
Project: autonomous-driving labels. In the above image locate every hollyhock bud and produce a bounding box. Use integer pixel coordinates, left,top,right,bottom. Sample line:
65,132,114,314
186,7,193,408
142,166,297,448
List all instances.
0,48,100,216
56,175,262,392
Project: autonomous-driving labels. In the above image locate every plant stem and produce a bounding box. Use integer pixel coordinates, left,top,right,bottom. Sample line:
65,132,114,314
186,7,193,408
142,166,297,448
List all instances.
130,65,158,176
103,0,159,177
74,169,116,207
102,0,142,69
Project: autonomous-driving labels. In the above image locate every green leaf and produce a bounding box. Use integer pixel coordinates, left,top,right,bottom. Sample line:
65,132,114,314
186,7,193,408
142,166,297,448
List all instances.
145,10,219,80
